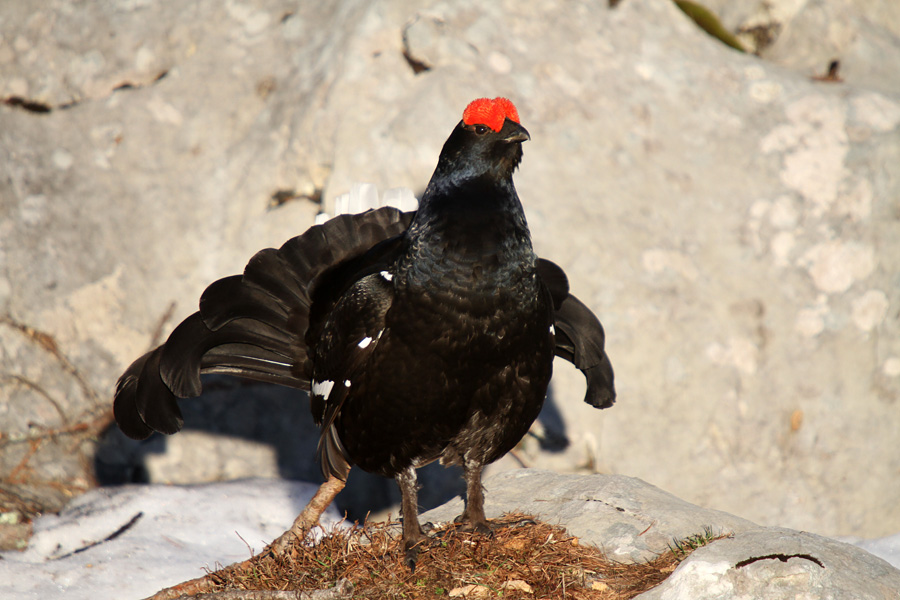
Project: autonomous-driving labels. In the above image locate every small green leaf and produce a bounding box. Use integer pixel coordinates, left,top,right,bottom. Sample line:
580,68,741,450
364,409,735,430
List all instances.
674,0,746,52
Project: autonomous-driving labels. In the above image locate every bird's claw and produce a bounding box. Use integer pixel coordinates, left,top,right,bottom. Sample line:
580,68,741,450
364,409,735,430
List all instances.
509,517,537,528
404,544,421,572
453,515,493,536
470,521,493,536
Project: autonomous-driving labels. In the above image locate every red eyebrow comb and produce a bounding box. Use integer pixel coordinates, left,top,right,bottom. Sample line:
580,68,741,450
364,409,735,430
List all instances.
462,97,520,132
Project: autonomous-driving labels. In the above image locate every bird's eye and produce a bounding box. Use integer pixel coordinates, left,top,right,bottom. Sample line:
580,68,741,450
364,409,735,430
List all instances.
474,125,488,135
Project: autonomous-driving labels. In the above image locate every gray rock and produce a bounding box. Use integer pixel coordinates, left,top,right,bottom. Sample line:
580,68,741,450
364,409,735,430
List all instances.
853,534,900,571
701,0,900,96
635,528,900,600
422,469,758,563
425,471,900,599
1,0,899,546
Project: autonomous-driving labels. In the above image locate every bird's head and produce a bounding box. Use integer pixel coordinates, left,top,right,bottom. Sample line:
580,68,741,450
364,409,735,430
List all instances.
434,97,530,183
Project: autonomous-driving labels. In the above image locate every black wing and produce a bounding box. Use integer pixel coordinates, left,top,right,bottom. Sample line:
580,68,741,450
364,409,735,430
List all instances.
309,271,398,481
537,258,616,409
114,207,414,440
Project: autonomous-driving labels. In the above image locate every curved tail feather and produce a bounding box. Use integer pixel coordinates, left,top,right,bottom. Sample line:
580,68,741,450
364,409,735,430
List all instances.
114,347,183,439
553,293,616,409
538,259,615,409
114,351,156,440
113,207,414,441
159,312,298,397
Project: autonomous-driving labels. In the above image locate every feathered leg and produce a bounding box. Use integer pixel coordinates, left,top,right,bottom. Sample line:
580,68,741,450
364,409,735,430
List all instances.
396,467,426,570
456,460,490,534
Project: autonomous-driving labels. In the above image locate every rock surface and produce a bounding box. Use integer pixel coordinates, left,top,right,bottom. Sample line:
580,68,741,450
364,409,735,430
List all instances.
426,471,900,600
636,528,900,600
422,469,759,563
703,0,900,96
1,0,899,547
2,472,898,600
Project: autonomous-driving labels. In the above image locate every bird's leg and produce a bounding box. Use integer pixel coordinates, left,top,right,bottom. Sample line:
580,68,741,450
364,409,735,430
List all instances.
455,459,491,535
396,466,425,570
268,474,346,555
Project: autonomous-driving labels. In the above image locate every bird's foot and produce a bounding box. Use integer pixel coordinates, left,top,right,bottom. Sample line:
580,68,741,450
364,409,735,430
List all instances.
404,543,420,572
453,514,493,536
505,517,538,529
486,516,538,534
449,514,536,537
403,534,430,572
401,525,458,570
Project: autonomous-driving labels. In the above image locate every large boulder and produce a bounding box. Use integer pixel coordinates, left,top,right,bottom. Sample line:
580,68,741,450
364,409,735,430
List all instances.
425,471,900,600
1,0,898,545
637,528,900,600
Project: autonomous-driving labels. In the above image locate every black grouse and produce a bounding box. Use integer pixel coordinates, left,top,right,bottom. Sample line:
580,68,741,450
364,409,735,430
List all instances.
114,97,616,568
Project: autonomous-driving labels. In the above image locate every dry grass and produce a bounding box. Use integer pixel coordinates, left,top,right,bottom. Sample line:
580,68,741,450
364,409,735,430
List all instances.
203,514,724,599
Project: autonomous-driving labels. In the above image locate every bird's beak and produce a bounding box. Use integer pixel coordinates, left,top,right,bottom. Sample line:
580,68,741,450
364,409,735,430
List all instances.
502,120,530,143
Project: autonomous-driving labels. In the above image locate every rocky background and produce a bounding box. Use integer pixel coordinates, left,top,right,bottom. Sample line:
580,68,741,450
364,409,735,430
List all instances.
1,0,898,555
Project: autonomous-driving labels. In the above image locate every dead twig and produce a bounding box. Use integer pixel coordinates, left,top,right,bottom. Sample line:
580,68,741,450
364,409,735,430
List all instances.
0,314,101,406
0,408,114,448
189,579,352,600
149,302,177,348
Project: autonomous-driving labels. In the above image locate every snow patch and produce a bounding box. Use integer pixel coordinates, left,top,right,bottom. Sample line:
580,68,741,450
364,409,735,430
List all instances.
0,481,344,600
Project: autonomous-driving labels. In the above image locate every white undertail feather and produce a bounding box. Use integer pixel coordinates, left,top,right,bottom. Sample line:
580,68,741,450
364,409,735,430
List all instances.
316,184,419,224
312,379,335,400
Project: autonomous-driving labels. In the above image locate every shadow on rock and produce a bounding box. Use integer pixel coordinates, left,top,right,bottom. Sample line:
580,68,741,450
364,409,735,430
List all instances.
94,378,572,522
